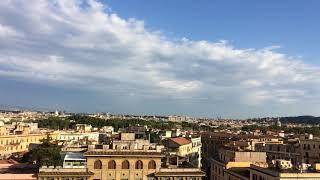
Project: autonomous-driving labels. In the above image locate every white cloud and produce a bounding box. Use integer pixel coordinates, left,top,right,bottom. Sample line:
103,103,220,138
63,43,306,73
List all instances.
0,24,22,37
0,0,320,114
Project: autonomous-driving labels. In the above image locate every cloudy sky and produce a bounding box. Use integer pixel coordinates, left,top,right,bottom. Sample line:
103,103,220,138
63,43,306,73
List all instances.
0,0,320,118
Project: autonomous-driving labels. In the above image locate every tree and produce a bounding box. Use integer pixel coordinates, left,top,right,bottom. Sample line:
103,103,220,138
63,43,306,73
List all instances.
22,134,62,167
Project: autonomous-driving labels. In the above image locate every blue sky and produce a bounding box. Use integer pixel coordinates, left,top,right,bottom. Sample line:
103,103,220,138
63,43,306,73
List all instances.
104,0,320,64
0,0,320,118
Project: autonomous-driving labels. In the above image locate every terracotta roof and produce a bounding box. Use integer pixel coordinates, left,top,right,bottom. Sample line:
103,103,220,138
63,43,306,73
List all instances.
170,137,192,146
84,151,164,157
38,171,94,176
0,159,18,164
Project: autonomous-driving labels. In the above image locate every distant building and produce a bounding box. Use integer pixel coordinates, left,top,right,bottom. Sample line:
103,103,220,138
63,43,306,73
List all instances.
299,134,320,164
54,110,59,117
276,118,282,127
255,143,300,166
112,132,156,150
75,124,92,133
100,126,114,134
59,131,99,145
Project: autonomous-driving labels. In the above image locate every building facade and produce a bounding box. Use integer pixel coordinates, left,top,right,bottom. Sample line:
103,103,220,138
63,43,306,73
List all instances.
0,132,59,158
85,150,162,180
211,149,267,180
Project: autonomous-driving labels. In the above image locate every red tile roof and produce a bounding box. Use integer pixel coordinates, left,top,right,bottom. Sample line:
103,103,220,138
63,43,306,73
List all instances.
170,137,192,146
0,159,18,164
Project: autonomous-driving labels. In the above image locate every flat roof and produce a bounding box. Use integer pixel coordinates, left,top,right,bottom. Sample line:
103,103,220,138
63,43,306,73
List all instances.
250,165,320,177
84,150,164,157
38,171,93,177
155,171,205,177
64,152,85,161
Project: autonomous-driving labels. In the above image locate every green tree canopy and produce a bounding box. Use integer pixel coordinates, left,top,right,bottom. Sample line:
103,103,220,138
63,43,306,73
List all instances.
22,134,62,167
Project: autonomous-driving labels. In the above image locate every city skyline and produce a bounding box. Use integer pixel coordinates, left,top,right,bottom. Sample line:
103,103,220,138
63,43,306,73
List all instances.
1,0,320,118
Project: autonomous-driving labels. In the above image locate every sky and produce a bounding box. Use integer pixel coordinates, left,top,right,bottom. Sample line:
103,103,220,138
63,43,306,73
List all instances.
0,0,320,118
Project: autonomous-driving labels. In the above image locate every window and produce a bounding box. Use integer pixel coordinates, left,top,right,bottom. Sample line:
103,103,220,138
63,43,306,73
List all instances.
94,160,102,169
122,160,130,169
252,174,257,180
108,160,116,169
148,160,156,169
135,160,143,169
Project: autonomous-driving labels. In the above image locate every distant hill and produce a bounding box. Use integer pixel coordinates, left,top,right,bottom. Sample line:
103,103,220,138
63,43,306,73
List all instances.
279,116,320,124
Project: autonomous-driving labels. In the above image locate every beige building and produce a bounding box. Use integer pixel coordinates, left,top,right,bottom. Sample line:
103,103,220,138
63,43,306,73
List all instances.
248,137,283,151
82,132,205,180
84,133,164,180
250,164,320,180
76,124,92,133
38,168,93,180
59,131,99,145
154,168,205,180
255,143,300,166
112,133,153,150
165,137,203,168
85,150,163,180
299,135,320,164
167,137,193,157
191,137,202,168
0,132,59,158
211,149,267,180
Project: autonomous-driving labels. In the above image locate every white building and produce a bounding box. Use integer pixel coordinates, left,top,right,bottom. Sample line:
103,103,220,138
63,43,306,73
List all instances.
59,131,99,145
63,152,86,168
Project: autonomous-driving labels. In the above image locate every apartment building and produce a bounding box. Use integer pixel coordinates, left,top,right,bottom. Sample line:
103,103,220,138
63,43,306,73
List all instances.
255,143,300,166
59,131,99,145
211,148,267,180
299,134,320,164
0,122,59,158
250,164,320,180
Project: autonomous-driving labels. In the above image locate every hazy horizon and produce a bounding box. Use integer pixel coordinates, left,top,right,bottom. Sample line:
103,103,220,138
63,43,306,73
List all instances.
1,0,320,118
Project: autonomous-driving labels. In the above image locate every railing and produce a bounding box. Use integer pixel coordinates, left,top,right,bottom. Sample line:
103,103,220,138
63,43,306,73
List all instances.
158,168,202,172
39,167,89,172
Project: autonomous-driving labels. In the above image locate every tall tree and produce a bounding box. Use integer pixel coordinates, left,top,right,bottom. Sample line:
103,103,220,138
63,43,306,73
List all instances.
23,134,62,167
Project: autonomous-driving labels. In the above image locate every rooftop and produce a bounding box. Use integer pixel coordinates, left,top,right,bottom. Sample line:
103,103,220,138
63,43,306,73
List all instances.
84,150,164,157
38,168,94,177
170,137,192,146
154,168,206,177
64,152,85,161
250,165,320,177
